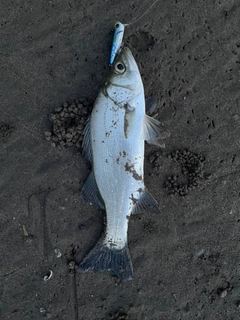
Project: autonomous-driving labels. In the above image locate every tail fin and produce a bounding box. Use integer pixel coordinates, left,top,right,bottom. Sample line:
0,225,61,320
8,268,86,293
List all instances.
77,240,133,281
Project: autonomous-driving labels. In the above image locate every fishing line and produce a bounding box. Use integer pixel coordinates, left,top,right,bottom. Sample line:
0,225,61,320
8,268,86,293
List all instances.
109,0,160,64
124,0,160,28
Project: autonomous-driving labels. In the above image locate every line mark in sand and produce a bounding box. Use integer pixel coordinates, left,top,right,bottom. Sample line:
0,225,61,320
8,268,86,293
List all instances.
68,261,79,320
27,189,52,260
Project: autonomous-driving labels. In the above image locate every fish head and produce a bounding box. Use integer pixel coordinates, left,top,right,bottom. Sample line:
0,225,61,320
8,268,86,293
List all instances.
104,47,143,106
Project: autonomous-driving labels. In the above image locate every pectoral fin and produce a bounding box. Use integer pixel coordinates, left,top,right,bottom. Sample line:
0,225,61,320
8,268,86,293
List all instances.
81,171,105,209
124,103,135,138
142,115,170,147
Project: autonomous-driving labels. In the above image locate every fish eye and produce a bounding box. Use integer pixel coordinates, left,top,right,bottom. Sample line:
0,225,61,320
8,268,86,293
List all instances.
115,23,120,28
115,62,125,73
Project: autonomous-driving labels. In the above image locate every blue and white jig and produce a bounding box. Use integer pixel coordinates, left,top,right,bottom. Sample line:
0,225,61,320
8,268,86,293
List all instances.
109,0,160,65
109,21,125,65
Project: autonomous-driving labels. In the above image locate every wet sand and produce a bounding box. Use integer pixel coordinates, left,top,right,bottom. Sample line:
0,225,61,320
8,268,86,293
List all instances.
1,0,240,319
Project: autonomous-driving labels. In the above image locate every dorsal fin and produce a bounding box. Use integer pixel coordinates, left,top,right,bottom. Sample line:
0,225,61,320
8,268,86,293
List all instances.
82,117,93,163
81,171,105,209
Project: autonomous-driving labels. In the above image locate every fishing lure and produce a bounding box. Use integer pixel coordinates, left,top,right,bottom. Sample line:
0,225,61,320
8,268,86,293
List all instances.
110,0,159,66
109,0,160,65
109,21,125,65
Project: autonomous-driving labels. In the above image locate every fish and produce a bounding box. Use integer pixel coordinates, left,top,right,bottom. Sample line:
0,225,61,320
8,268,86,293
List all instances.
78,47,170,281
109,21,125,65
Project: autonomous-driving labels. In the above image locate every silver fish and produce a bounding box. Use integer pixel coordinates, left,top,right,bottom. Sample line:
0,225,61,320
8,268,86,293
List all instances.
78,47,169,281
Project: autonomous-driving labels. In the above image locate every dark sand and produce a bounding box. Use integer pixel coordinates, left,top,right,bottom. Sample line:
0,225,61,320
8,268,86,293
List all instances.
1,0,240,319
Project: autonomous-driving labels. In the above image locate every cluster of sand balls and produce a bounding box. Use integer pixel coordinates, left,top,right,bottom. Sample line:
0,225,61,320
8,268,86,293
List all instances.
165,149,205,196
149,151,162,169
0,123,14,138
44,98,92,149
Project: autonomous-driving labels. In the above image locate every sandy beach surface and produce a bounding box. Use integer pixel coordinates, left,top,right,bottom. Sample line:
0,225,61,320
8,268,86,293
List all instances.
1,0,240,319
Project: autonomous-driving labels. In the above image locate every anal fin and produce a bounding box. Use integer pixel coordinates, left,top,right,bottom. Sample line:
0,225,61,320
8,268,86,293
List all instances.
132,187,160,214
